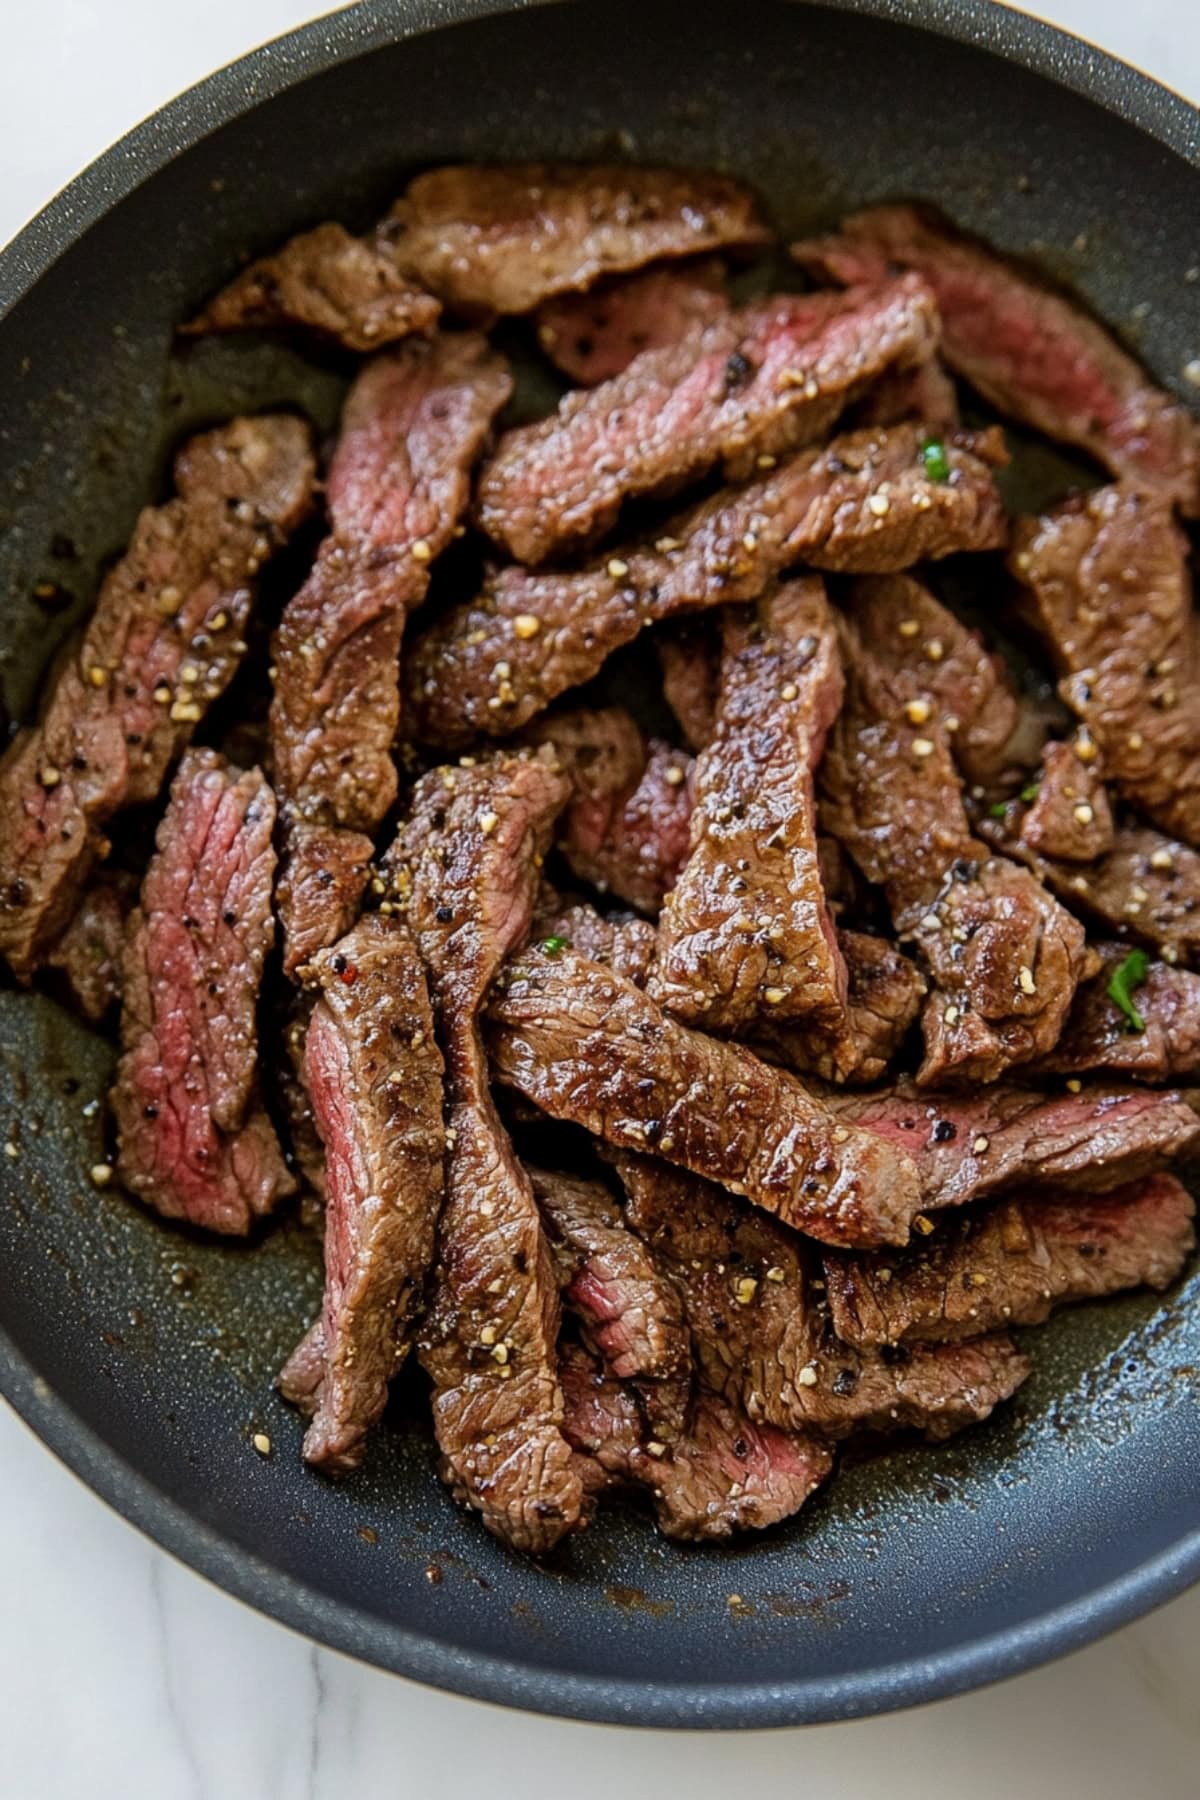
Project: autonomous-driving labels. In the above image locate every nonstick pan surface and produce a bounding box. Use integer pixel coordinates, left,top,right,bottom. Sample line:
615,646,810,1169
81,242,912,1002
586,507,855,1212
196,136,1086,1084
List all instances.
0,0,1198,1729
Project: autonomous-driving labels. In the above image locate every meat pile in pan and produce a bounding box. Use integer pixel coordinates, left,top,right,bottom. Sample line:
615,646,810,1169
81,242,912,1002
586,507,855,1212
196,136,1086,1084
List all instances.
5,166,1198,1553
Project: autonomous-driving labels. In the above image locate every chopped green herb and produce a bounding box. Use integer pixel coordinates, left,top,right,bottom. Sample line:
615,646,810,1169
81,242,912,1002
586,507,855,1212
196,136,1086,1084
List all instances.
920,436,951,482
1107,948,1150,1033
539,935,568,957
989,801,1009,818
1020,780,1041,803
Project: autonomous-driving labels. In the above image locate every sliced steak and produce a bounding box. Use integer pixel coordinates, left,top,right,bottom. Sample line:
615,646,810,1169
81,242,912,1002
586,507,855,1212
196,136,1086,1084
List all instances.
1017,735,1115,862
831,1078,1200,1209
843,573,1022,785
823,1173,1195,1348
529,707,693,913
383,163,770,315
45,873,132,1023
854,356,960,430
112,751,294,1234
1011,485,1200,846
531,895,659,988
652,577,847,1038
290,914,446,1473
657,618,720,751
478,276,941,563
406,423,1008,748
278,1321,327,1412
794,203,1200,508
182,222,441,351
271,335,511,968
1038,943,1200,1082
760,929,926,1086
394,751,584,1554
275,822,375,978
535,259,730,384
979,815,1200,968
615,1153,1030,1441
486,941,923,1247
529,1166,690,1440
560,1340,832,1541
822,618,1087,1085
0,415,315,980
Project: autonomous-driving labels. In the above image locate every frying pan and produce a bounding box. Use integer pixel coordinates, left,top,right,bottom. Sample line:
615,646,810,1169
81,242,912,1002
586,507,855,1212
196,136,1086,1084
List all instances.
1,0,1198,1731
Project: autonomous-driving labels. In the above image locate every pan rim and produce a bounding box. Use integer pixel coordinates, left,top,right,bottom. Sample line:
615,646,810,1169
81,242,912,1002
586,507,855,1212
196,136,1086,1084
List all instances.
0,0,1198,1729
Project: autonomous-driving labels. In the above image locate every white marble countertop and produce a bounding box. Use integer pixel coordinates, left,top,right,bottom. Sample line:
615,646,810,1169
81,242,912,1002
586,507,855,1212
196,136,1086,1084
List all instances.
2,3,1199,1793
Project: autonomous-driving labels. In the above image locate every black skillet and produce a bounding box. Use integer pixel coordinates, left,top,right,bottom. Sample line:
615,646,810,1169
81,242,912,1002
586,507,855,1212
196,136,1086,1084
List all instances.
1,0,1198,1730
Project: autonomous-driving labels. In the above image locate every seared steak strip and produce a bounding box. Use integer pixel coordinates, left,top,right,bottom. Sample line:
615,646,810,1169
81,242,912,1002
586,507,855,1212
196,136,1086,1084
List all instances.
478,276,940,562
1011,485,1200,847
1016,735,1115,862
0,416,315,979
529,1166,690,1439
843,574,1022,785
535,259,730,385
1037,943,1200,1082
531,895,659,989
615,1153,1030,1442
383,163,770,315
657,618,720,751
822,617,1087,1084
113,751,294,1234
529,707,693,913
794,203,1200,507
271,336,511,968
759,929,926,1086
854,355,960,430
182,222,441,351
652,577,847,1035
830,1078,1200,1209
978,814,1200,969
45,873,133,1023
286,915,446,1472
393,751,584,1553
486,942,923,1247
560,1339,832,1541
406,423,1008,748
823,1174,1195,1348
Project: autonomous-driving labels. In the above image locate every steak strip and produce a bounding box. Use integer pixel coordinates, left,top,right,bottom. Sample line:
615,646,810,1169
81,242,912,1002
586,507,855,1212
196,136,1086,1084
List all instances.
283,915,445,1473
113,751,294,1234
822,1174,1195,1348
485,942,923,1248
843,573,1022,785
529,1165,691,1440
1011,485,1200,847
406,423,1008,748
0,415,315,979
271,336,511,969
1038,943,1200,1082
395,751,585,1554
535,259,730,385
614,1153,1031,1442
830,1078,1200,1209
652,577,847,1035
560,1339,832,1542
477,276,941,562
182,222,441,351
529,707,693,913
383,163,770,315
978,814,1200,969
793,202,1200,508
821,617,1087,1085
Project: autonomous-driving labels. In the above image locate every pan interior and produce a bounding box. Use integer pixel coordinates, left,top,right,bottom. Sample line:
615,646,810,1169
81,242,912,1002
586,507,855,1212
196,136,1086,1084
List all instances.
1,0,1197,1727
